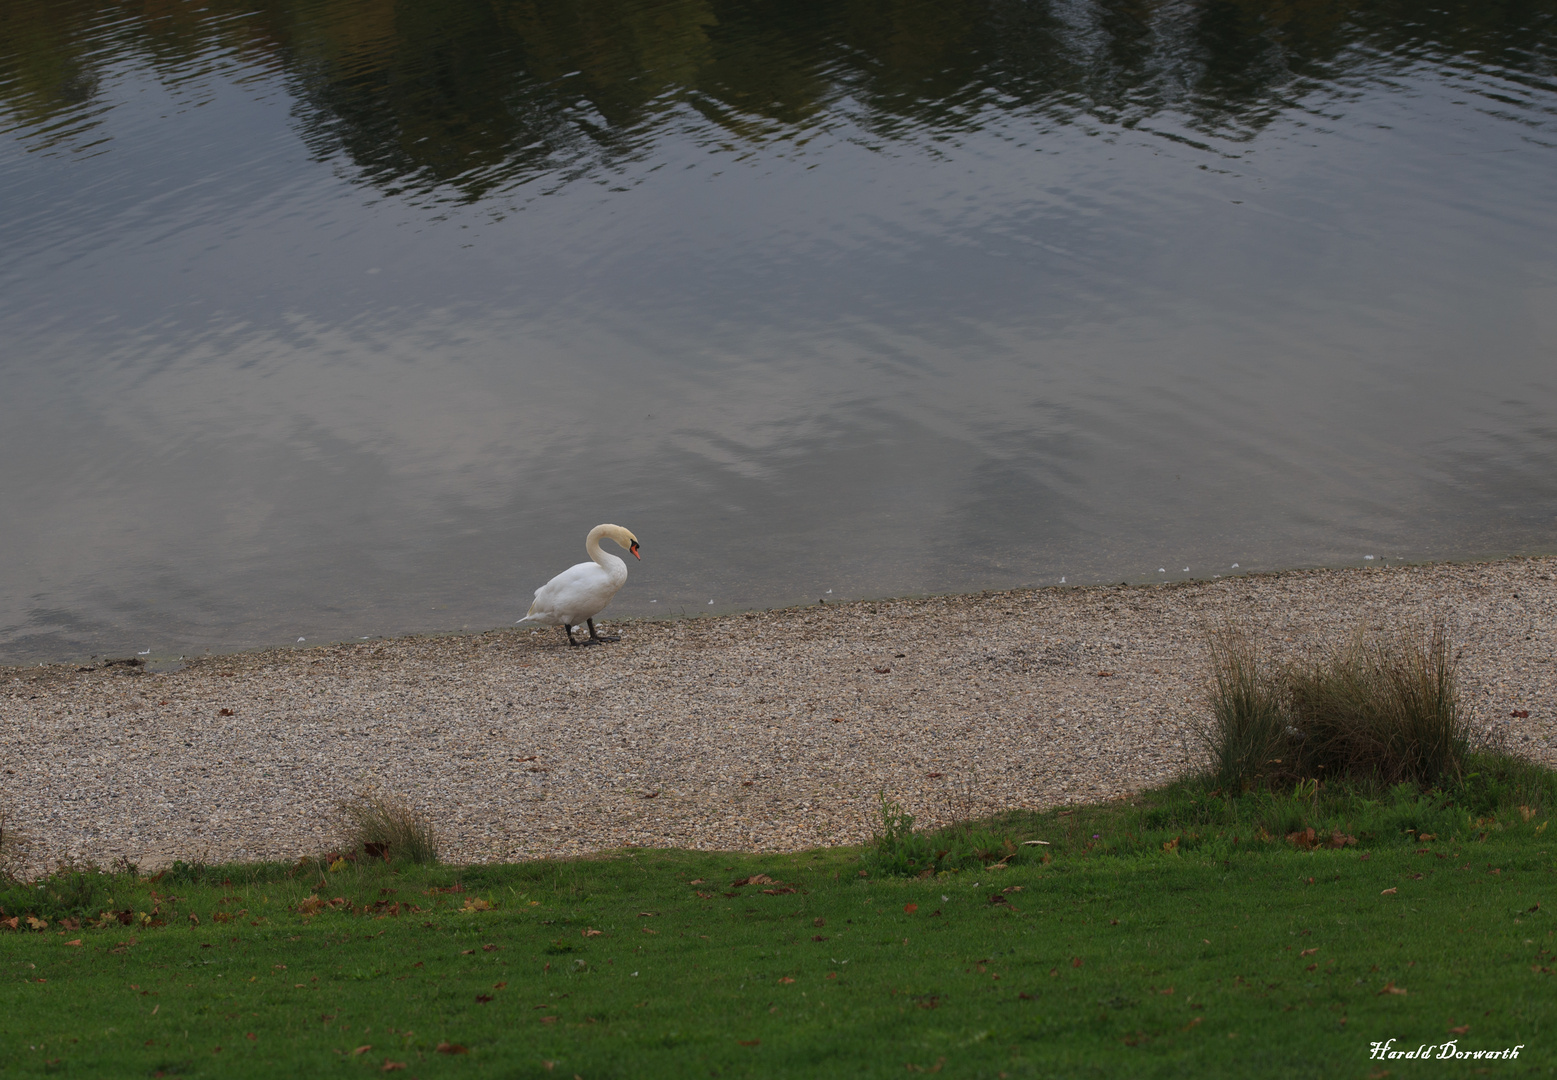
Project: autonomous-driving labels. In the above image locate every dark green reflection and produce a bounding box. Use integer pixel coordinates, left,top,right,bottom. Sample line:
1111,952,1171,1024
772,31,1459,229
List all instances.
3,0,1555,198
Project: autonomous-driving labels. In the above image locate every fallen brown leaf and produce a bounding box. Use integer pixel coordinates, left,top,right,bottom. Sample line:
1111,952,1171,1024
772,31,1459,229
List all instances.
435,1042,468,1054
353,1045,372,1055
1378,982,1407,996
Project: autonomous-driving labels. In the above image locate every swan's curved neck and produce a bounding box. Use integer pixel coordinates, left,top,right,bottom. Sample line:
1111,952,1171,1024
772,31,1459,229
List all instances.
585,524,618,567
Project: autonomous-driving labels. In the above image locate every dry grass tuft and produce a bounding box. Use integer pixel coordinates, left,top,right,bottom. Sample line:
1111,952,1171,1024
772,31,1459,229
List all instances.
1287,623,1468,788
0,802,31,882
335,787,440,865
1199,620,1472,793
1197,624,1290,793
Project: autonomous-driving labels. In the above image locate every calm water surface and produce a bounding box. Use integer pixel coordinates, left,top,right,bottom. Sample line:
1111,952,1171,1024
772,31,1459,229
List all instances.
2,0,1555,663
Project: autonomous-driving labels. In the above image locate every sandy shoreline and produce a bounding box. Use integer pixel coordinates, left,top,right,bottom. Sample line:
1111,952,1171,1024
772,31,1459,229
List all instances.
2,558,1553,873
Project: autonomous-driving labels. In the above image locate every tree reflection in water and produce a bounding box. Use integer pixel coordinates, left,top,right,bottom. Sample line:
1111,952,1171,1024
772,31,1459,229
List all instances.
3,0,1555,202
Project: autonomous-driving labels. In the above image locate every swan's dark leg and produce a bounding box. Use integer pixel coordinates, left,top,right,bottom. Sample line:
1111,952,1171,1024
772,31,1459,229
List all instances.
588,618,619,643
563,623,580,647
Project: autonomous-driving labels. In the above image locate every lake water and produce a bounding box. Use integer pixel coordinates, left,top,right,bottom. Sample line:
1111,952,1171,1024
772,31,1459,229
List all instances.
2,0,1555,665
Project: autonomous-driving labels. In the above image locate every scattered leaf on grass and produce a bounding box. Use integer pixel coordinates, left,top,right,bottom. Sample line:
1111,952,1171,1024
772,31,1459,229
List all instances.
1449,1025,1470,1035
1300,948,1318,957
382,1062,406,1073
779,977,795,984
1183,1017,1202,1031
582,929,603,938
738,1040,760,1047
1072,957,1083,968
1378,982,1407,996
353,1045,372,1055
1381,888,1397,896
435,1043,468,1055
475,995,493,1004
904,903,918,914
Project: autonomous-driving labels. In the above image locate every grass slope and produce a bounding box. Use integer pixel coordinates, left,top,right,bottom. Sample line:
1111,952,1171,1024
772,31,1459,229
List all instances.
4,801,1555,1079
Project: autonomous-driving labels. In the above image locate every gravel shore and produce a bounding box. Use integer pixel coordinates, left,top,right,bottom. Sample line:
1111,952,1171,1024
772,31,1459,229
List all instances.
3,558,1553,873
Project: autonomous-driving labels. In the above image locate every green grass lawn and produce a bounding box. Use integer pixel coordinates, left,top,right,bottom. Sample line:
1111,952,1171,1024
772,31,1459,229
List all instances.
4,797,1555,1079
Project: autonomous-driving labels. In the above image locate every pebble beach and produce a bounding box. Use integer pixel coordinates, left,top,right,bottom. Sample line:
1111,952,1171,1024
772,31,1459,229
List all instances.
2,558,1553,874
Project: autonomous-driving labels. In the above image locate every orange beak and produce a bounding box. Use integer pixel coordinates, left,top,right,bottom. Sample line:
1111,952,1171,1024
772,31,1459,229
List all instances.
630,542,641,560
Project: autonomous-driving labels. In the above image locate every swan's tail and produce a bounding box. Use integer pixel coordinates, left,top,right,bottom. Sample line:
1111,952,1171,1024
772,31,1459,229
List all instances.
516,598,545,625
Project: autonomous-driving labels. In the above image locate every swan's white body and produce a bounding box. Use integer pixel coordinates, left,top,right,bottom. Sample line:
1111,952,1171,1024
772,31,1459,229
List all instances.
517,524,640,645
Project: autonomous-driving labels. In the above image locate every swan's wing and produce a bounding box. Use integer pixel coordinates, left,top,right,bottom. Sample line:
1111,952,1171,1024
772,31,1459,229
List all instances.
525,560,621,623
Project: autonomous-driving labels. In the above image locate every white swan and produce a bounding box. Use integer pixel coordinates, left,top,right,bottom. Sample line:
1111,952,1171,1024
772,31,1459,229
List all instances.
517,524,641,646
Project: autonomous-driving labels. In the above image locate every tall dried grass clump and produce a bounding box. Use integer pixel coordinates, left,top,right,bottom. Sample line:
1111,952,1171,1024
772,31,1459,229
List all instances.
336,787,440,865
1199,621,1470,793
1197,625,1290,793
1287,623,1467,788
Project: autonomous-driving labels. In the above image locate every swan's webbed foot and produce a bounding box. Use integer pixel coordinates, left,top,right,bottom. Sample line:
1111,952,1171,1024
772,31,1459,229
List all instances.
587,618,619,643
563,623,581,647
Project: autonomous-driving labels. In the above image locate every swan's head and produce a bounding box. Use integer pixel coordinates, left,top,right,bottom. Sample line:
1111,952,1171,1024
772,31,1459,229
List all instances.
603,524,640,559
